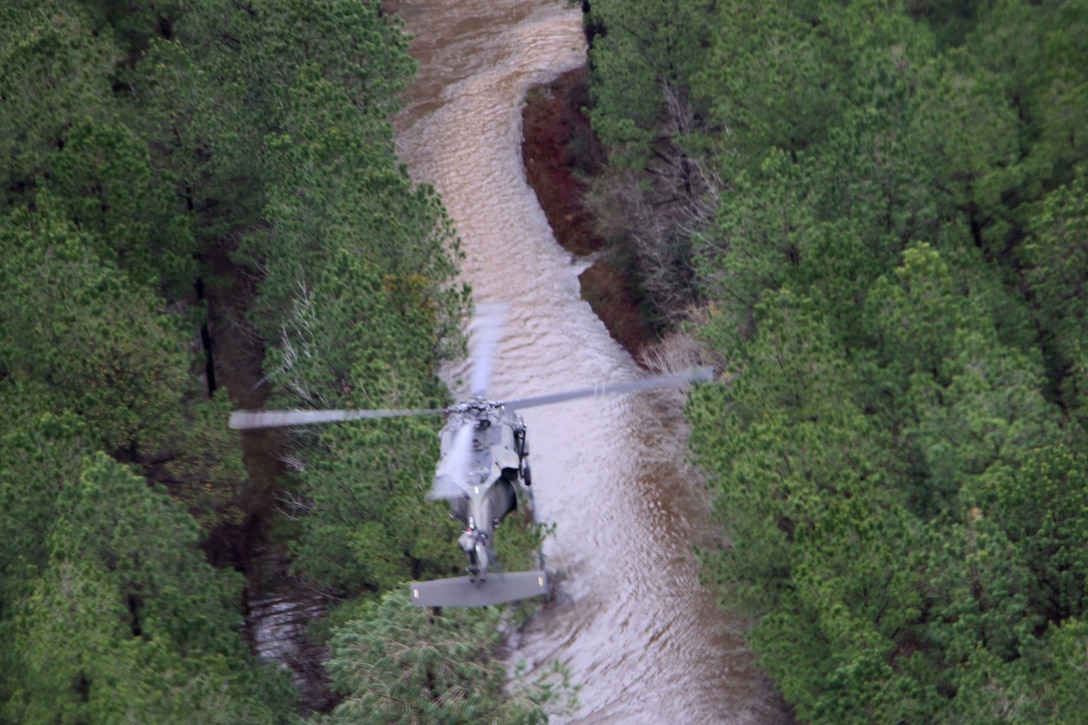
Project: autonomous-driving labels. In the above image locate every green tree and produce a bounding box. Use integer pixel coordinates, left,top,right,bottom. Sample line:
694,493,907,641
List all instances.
971,448,1088,624
265,249,460,592
44,116,196,297
967,0,1088,187
908,50,1026,256
250,67,463,362
321,589,573,725
906,332,1060,513
695,0,839,165
1047,618,1088,721
291,417,462,593
0,0,121,206
695,152,819,325
619,0,1088,718
863,242,980,401
0,206,187,458
1024,170,1088,431
237,55,466,596
689,291,932,723
1,451,296,724
587,0,717,164
128,0,418,248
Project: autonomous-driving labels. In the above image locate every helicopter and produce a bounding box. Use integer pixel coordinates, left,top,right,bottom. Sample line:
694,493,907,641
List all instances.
229,305,712,607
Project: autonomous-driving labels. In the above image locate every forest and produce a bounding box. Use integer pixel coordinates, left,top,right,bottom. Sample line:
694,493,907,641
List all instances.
0,0,564,722
583,0,1088,721
2,0,1086,722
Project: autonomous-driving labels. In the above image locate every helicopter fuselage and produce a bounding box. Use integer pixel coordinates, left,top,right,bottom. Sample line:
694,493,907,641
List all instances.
435,400,531,582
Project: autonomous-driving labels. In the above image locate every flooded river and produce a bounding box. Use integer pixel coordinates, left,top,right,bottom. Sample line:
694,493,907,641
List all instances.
387,1,786,722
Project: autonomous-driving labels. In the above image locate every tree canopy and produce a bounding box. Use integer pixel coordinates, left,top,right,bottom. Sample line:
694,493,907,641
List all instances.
584,0,1088,719
0,0,529,720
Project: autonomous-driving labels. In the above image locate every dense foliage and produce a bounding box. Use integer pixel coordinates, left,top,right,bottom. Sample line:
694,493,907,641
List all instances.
0,0,550,721
585,0,1088,720
319,589,575,724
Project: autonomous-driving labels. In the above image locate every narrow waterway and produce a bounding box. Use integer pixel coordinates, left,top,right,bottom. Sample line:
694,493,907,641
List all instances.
387,1,787,722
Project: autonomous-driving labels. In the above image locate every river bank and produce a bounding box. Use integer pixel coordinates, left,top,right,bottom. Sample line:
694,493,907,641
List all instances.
520,67,657,363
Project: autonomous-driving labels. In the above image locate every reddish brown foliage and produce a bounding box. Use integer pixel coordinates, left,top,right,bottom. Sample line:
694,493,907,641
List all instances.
521,68,655,361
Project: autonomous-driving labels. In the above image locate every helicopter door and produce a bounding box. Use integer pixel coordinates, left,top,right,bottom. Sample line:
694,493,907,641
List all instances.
489,476,517,521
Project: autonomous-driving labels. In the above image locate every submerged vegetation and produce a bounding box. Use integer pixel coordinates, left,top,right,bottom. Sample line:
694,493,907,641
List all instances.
582,0,1088,720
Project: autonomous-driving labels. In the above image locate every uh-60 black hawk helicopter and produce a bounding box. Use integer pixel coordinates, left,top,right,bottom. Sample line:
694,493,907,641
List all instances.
230,305,712,608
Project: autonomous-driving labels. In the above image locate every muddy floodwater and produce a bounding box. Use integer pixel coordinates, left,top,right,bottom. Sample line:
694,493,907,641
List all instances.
386,1,786,722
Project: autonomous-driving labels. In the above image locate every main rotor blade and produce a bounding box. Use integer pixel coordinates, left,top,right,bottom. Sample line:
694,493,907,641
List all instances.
469,303,505,398
502,366,714,411
429,422,475,500
230,407,447,430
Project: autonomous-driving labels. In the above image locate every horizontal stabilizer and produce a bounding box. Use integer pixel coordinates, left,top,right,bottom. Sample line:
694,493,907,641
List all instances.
409,570,548,608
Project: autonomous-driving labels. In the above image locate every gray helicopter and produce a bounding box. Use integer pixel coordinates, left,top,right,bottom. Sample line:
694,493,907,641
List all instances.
230,305,712,607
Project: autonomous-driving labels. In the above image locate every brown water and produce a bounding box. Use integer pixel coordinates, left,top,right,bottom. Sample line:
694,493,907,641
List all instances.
388,1,787,722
